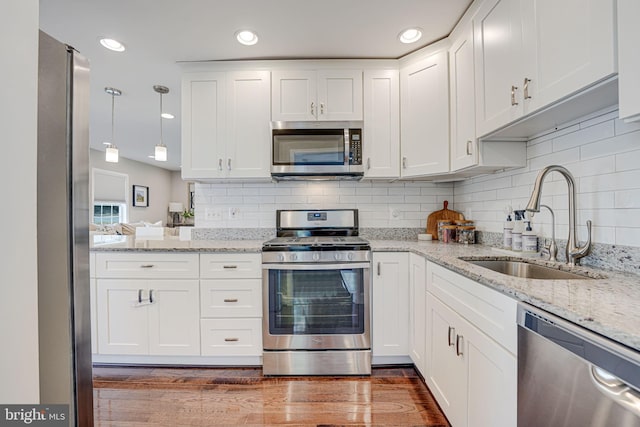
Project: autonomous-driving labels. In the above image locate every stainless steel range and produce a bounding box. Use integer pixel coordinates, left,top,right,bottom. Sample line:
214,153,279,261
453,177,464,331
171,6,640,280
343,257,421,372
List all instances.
262,209,371,375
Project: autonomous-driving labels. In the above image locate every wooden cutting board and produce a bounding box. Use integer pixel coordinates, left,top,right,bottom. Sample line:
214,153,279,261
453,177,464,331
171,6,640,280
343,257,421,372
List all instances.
426,201,465,240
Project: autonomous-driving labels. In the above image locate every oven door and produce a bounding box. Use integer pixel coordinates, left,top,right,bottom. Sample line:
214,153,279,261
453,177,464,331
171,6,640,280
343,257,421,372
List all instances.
262,262,370,350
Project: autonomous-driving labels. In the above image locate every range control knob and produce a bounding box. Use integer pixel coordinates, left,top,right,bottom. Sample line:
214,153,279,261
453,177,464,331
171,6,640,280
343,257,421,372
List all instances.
312,252,320,261
277,254,285,262
334,252,342,261
347,252,354,261
290,254,298,261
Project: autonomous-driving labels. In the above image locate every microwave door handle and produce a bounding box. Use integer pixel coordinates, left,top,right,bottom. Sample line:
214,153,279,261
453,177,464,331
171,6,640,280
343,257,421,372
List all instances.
344,129,350,166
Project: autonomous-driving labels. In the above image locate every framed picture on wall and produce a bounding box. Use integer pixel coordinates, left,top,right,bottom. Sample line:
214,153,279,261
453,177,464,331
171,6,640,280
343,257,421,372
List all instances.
132,185,149,207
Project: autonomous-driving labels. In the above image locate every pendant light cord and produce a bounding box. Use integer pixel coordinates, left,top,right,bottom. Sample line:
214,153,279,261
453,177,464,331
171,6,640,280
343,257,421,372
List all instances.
159,91,163,145
111,92,115,145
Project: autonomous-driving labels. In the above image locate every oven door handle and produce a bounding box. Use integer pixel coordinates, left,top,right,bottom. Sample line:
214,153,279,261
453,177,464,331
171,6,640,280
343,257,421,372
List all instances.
262,262,371,270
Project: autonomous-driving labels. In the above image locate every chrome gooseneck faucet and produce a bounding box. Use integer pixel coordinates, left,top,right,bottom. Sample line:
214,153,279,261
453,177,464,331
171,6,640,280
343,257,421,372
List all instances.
525,165,592,266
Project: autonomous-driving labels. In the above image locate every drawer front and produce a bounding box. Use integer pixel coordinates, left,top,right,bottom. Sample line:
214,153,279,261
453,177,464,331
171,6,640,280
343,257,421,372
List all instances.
200,318,263,356
200,253,261,279
200,279,262,318
95,253,199,279
427,261,517,354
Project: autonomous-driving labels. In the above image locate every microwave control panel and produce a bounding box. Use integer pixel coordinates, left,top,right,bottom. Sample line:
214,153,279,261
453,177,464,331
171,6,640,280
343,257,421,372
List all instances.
349,129,362,165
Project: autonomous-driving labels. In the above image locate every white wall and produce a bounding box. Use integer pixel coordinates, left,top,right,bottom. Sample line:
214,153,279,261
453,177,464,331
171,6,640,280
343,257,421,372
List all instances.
170,171,192,211
0,0,40,403
195,180,454,228
90,149,188,225
454,108,640,248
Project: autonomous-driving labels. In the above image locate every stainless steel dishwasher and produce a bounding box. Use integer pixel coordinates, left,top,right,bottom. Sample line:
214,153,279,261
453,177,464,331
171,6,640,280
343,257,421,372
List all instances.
518,304,640,427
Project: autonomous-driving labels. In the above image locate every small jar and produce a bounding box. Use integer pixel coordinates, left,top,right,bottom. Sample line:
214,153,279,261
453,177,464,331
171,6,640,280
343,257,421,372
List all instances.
442,225,457,243
457,226,476,244
437,220,452,241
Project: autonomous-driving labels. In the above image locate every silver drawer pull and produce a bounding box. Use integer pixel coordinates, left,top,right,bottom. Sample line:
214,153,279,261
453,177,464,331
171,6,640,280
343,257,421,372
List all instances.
138,289,143,304
456,334,464,357
223,265,238,269
223,298,238,303
140,264,155,268
224,338,239,342
448,326,455,347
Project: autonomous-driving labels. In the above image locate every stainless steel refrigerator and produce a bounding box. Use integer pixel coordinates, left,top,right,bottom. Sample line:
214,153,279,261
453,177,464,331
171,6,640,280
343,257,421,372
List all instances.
37,31,93,426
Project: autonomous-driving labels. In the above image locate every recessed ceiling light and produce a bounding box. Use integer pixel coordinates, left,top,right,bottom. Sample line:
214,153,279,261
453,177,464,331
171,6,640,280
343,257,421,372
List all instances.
235,30,259,46
161,113,175,119
99,38,126,52
399,28,423,44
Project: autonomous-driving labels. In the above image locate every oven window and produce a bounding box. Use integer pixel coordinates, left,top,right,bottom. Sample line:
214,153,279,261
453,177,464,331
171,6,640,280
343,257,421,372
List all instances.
273,133,345,165
267,268,365,335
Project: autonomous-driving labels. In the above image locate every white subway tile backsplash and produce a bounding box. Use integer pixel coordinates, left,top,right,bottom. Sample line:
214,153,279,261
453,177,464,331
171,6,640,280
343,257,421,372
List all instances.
529,148,580,171
616,149,640,172
615,189,640,209
581,130,640,160
553,121,614,152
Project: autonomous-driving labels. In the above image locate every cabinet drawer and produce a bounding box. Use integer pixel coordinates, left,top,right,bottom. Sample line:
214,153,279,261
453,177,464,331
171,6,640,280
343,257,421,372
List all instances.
427,262,517,354
200,318,262,356
200,279,262,318
95,253,199,279
200,253,261,279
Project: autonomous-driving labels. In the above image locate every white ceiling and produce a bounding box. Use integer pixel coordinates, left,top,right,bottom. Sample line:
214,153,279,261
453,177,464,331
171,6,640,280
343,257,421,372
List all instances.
39,0,473,171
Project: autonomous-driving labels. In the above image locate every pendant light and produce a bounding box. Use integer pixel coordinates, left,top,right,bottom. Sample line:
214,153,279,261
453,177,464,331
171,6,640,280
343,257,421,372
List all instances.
153,85,169,162
104,87,121,163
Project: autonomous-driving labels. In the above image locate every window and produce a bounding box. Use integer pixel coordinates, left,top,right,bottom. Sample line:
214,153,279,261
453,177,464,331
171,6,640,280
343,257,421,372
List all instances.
93,202,126,225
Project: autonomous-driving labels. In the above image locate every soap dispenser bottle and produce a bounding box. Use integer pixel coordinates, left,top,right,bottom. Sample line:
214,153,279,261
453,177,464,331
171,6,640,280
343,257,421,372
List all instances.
512,210,525,251
522,221,538,253
503,213,513,249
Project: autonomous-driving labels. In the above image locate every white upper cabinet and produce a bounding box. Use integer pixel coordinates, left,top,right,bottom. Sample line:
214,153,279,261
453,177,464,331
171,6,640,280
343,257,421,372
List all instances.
400,50,450,177
272,69,363,121
363,69,400,178
617,0,640,122
474,0,616,138
181,70,271,180
449,24,478,172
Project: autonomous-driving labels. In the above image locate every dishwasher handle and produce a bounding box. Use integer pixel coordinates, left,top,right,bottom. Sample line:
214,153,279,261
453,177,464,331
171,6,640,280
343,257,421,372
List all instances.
591,365,640,419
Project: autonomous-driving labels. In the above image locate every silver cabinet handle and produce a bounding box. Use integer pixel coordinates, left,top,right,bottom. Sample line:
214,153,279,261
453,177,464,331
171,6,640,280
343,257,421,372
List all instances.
223,298,238,303
377,262,381,276
224,338,239,342
223,265,238,269
511,85,519,106
140,264,155,268
149,289,154,304
366,158,371,170
456,334,464,356
320,102,324,115
138,289,143,304
218,158,223,171
448,326,456,347
311,102,315,116
227,158,232,171
466,140,472,156
402,157,407,169
524,77,532,100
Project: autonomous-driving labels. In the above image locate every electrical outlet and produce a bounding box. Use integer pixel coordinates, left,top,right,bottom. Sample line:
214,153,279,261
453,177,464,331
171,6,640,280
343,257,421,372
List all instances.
204,208,222,221
228,207,239,219
389,207,401,220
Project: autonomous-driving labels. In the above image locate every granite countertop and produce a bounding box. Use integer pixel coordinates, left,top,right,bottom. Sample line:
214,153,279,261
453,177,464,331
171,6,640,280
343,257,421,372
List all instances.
370,240,640,353
91,235,640,353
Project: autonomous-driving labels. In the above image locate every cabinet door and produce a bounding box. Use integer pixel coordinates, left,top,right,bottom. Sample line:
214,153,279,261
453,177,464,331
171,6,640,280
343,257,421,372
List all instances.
226,71,271,178
90,278,97,354
408,253,426,375
425,292,467,427
450,25,478,172
618,0,640,122
147,280,200,356
363,69,400,178
181,72,226,179
521,0,616,114
465,318,517,427
372,252,409,356
400,51,450,177
474,0,524,137
272,70,317,121
317,69,363,121
97,279,149,355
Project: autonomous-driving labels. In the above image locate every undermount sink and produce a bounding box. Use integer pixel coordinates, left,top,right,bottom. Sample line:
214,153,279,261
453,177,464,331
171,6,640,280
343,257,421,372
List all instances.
462,258,593,280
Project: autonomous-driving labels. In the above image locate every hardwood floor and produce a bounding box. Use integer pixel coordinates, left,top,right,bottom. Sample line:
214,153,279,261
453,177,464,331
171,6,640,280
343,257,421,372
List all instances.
92,366,450,426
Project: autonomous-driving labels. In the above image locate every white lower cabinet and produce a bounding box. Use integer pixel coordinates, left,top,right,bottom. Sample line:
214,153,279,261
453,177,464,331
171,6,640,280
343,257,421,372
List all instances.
96,279,200,356
408,253,427,375
372,252,409,357
425,261,517,427
201,318,262,356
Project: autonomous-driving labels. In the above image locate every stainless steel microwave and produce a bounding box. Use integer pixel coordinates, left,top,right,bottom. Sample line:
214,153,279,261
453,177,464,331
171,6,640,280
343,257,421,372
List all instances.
271,121,364,180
